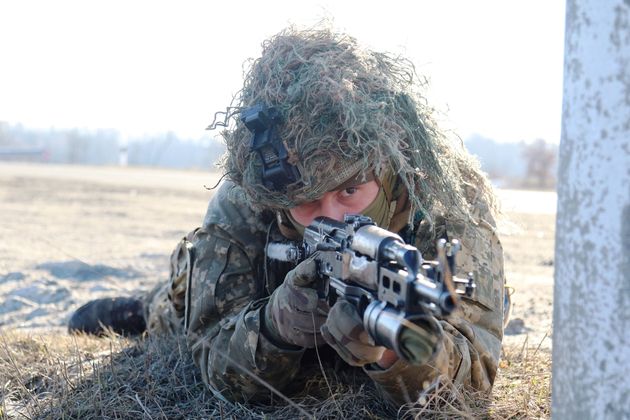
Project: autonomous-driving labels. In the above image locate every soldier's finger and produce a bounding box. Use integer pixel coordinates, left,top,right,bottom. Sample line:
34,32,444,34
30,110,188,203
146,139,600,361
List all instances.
291,254,319,287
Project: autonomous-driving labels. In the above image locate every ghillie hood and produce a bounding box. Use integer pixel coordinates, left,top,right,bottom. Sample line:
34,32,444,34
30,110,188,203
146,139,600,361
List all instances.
217,27,496,229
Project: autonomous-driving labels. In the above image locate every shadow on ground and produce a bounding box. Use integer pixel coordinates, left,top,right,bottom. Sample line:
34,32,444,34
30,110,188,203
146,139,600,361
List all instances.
36,261,140,281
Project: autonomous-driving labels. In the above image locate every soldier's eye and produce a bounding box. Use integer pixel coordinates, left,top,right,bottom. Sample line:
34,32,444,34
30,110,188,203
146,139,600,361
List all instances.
343,187,357,196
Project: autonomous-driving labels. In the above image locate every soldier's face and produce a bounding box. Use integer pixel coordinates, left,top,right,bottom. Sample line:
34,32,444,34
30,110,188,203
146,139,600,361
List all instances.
289,180,380,226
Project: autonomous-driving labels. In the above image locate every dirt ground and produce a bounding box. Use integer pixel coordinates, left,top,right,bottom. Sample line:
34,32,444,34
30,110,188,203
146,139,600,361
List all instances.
0,162,555,351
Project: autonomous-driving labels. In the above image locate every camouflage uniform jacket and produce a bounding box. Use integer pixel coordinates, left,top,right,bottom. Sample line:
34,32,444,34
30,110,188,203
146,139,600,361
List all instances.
159,180,505,405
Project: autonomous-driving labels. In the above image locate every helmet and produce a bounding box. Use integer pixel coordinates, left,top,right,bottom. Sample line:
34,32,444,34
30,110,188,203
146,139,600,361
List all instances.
218,27,493,229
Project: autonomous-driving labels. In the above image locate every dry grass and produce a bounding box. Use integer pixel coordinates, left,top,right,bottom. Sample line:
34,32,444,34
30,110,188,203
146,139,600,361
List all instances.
0,330,550,419
490,339,551,419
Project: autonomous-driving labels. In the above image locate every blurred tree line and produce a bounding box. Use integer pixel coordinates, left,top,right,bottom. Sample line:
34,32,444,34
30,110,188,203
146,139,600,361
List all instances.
0,121,225,170
465,134,558,190
0,122,558,190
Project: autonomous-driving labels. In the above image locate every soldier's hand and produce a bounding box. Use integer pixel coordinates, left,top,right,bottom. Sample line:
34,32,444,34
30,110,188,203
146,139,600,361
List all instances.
263,254,329,348
320,300,386,366
322,300,443,367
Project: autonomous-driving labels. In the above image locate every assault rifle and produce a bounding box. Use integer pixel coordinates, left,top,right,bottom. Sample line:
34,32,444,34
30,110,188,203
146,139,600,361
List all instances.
266,215,475,365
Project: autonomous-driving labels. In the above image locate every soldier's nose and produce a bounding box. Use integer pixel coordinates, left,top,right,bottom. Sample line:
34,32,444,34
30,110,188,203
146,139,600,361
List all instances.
319,196,345,222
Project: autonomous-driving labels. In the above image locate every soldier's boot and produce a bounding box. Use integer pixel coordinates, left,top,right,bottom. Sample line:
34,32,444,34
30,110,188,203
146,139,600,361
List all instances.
68,297,147,336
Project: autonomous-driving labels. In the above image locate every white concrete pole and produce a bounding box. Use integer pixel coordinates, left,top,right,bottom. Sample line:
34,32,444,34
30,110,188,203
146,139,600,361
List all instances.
553,1,630,419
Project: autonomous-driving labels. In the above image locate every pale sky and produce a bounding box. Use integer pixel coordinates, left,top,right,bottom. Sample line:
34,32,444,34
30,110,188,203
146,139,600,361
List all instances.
0,0,566,143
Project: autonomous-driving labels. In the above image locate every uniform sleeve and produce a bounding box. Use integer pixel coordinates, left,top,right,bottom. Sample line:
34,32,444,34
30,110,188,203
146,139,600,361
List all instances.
364,194,505,405
182,181,306,402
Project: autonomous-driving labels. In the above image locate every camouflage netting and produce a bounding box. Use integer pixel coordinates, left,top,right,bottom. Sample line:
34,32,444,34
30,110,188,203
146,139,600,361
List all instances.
218,26,496,227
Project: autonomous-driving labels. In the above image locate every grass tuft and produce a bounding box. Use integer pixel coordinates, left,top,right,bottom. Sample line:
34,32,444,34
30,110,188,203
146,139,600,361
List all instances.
0,330,550,419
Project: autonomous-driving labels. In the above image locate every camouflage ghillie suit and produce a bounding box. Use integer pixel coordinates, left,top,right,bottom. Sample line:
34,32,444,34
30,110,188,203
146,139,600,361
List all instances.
146,27,505,405
145,178,504,405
